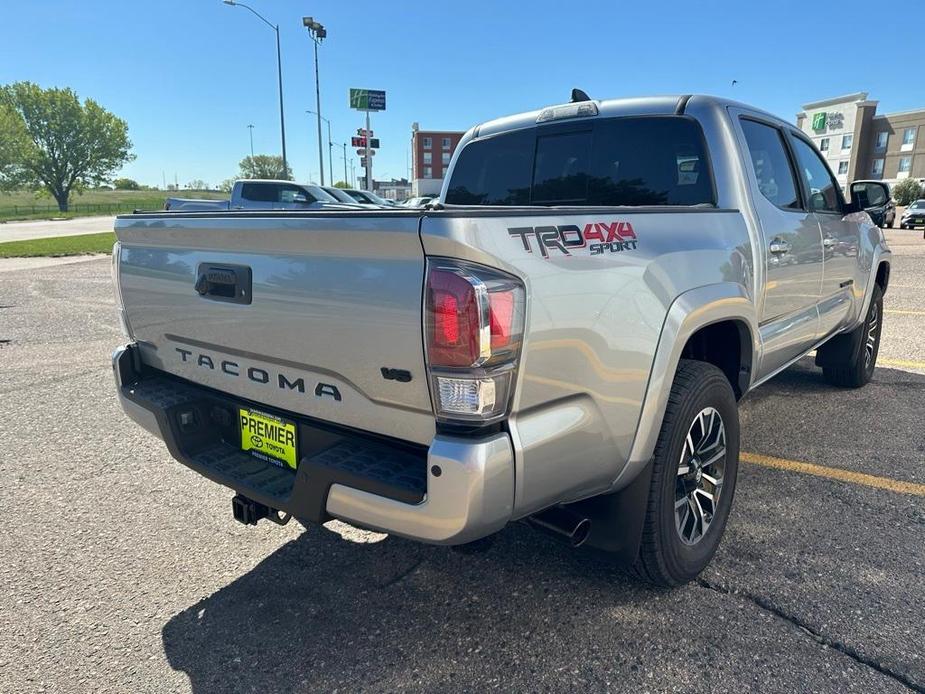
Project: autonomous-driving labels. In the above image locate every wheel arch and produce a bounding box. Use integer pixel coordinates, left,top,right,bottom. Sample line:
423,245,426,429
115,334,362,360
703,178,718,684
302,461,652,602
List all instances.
611,282,757,493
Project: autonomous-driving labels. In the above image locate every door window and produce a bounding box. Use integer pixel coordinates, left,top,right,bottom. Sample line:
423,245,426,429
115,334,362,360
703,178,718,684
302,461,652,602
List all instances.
789,135,842,213
240,182,280,203
279,185,315,203
740,119,800,209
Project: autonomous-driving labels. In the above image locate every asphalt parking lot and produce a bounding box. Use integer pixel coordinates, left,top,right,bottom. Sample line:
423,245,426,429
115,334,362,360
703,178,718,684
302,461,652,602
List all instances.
1,231,923,693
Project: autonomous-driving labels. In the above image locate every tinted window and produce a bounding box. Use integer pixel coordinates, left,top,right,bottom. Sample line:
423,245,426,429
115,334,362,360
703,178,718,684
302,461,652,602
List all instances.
445,117,714,207
445,129,532,205
740,119,800,209
240,182,279,203
588,118,712,205
532,131,592,204
279,184,315,203
790,135,841,213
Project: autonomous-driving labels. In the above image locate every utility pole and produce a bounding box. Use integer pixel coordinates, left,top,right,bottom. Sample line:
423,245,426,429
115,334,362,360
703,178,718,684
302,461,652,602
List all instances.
247,124,255,158
342,142,348,186
223,2,287,177
365,108,372,190
303,17,327,185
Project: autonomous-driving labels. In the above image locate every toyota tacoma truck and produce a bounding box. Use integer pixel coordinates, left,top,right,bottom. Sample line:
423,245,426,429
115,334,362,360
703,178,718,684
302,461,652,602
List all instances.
111,94,891,586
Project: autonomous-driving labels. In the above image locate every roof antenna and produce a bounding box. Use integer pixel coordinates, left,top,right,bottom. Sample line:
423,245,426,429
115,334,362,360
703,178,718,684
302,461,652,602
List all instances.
570,88,591,103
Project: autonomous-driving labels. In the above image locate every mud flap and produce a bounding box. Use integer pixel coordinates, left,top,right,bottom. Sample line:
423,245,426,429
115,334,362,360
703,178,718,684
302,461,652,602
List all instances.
570,460,654,563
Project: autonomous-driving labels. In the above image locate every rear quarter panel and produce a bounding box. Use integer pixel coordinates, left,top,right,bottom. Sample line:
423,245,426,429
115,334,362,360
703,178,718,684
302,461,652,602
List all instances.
421,209,753,516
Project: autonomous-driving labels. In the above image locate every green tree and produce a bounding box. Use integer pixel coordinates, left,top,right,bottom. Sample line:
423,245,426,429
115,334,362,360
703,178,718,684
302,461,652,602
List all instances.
333,180,350,189
217,178,235,193
0,82,134,211
113,177,140,190
186,179,208,190
892,178,923,206
0,102,30,188
238,154,292,180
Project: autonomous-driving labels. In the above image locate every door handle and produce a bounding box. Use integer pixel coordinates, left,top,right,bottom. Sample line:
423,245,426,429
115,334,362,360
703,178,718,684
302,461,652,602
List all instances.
769,238,792,254
823,236,837,248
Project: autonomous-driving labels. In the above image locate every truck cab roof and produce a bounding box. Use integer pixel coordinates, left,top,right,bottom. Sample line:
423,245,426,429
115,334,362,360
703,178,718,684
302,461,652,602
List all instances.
471,94,789,139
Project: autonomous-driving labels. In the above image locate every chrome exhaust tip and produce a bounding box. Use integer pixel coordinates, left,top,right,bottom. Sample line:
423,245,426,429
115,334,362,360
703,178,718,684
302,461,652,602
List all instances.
527,506,592,547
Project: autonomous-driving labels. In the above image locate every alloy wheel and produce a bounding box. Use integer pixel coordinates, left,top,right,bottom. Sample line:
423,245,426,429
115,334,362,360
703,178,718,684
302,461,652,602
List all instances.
675,407,726,545
865,302,879,370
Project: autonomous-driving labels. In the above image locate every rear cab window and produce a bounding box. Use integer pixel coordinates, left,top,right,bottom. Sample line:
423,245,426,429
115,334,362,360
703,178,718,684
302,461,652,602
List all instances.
445,116,715,207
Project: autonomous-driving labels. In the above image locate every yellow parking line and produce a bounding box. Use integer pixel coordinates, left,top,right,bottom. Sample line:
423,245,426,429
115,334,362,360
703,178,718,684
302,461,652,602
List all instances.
741,452,925,496
878,358,925,370
885,309,925,316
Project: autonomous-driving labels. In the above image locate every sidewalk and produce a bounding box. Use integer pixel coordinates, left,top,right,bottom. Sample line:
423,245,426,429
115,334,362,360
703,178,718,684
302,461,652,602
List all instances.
0,215,115,242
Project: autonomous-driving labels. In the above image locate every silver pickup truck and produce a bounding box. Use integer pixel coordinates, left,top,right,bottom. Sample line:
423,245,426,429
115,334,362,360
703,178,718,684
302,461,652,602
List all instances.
112,95,891,586
164,179,344,211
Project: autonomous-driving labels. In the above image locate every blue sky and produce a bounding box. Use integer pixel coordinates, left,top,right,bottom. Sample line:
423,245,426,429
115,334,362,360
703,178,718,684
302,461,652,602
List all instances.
2,0,922,189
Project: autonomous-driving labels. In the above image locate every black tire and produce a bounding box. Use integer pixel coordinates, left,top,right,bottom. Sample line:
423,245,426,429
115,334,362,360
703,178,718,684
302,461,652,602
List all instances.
633,360,739,587
821,284,883,388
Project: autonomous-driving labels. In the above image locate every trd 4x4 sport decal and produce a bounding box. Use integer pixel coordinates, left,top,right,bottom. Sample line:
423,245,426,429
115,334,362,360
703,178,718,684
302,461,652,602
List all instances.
508,222,638,258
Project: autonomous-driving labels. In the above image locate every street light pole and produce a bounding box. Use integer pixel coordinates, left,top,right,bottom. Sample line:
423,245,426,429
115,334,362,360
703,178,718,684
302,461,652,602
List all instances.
247,124,254,158
306,110,333,186
224,1,287,177
302,17,327,186
341,142,348,186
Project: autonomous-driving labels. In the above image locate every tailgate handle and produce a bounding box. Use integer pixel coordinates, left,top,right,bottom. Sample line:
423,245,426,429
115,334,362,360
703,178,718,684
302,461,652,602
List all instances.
194,263,252,305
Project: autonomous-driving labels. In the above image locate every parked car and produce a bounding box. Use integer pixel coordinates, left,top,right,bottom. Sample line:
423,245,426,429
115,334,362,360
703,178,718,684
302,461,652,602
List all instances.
899,199,925,232
320,186,372,206
164,180,342,211
849,180,895,228
112,94,890,587
341,188,395,206
402,196,435,208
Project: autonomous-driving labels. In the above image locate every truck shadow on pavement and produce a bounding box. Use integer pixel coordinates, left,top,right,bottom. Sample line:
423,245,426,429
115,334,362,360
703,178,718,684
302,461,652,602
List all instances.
160,361,925,693
160,523,653,693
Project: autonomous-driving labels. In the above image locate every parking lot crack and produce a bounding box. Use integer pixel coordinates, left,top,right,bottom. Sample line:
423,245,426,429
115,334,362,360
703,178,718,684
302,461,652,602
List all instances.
696,577,924,692
377,558,424,589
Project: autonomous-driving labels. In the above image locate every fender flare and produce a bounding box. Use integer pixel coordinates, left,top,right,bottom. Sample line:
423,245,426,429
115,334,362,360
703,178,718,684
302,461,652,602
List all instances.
609,282,758,492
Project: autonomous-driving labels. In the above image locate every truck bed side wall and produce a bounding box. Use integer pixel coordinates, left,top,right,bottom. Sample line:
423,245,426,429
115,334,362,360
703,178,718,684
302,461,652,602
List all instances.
421,208,753,517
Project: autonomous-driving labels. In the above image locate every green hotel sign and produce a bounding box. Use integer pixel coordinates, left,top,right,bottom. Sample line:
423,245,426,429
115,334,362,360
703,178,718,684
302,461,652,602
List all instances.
349,88,386,112
812,112,827,130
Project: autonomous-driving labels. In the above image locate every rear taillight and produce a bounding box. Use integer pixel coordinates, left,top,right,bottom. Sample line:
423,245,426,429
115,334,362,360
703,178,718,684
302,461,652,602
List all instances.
111,242,133,339
425,260,525,423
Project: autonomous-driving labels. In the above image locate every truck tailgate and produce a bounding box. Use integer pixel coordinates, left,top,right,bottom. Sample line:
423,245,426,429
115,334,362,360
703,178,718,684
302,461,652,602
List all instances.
115,212,435,445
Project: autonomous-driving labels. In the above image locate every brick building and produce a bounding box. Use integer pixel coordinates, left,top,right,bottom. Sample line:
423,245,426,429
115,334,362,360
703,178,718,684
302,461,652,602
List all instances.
410,123,465,196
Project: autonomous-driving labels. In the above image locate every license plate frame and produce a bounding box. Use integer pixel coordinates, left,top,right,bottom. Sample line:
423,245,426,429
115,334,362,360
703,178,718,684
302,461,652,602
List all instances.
239,407,298,470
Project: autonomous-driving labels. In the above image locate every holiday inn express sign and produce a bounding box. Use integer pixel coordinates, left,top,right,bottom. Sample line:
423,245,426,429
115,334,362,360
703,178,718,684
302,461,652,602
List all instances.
812,111,844,131
349,88,386,112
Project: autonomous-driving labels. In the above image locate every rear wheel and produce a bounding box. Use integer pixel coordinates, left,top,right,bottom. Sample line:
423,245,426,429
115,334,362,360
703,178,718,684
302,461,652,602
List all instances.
821,284,882,388
633,360,739,587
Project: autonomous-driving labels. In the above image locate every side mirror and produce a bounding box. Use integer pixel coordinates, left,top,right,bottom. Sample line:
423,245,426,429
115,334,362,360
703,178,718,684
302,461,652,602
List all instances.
291,193,309,203
849,181,889,210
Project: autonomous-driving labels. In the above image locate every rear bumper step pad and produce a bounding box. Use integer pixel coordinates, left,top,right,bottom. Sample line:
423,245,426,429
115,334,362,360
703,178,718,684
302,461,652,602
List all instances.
113,343,515,544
